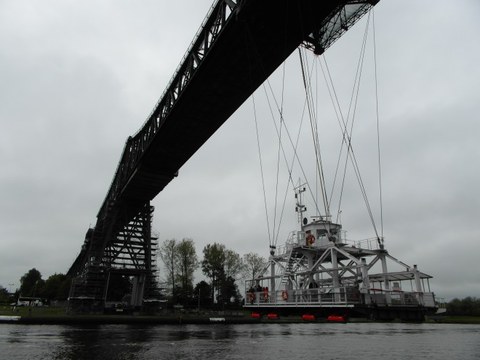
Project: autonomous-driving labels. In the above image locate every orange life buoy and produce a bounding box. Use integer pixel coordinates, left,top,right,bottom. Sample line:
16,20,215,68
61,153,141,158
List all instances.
306,234,315,245
281,290,288,301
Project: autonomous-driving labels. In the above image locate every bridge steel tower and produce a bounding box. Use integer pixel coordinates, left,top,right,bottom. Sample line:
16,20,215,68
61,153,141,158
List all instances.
66,0,379,312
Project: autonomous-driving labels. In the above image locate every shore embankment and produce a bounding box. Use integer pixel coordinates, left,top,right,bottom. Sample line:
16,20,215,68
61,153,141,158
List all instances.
1,306,479,325
0,306,266,325
0,314,261,325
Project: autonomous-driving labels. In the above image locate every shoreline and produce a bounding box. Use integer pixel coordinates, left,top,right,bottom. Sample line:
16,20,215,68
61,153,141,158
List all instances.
1,313,479,325
0,314,260,325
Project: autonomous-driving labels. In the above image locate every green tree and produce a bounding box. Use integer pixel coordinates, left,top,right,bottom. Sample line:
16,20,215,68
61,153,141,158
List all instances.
193,281,212,309
446,296,480,316
201,243,226,303
19,268,44,297
220,276,242,307
0,286,10,304
447,298,462,315
43,273,70,301
159,239,178,300
242,252,267,280
224,249,244,281
176,238,199,305
201,244,244,306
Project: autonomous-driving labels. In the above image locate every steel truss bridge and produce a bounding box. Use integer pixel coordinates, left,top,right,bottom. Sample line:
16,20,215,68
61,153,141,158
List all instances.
66,0,379,311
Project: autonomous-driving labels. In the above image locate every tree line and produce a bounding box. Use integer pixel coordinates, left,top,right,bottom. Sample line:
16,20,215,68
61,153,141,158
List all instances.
446,297,480,316
158,238,267,309
0,238,267,309
0,268,70,305
1,260,479,316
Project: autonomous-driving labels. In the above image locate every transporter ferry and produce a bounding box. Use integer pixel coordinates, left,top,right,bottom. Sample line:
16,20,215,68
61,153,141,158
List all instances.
244,185,438,321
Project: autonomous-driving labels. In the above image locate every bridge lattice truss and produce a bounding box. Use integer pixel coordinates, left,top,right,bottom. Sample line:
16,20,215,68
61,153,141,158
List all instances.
67,0,379,308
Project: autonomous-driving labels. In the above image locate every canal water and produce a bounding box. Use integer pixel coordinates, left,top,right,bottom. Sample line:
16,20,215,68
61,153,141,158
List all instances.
0,322,479,359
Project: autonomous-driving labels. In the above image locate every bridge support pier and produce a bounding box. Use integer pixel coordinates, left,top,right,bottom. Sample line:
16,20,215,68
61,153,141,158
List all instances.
131,274,146,307
68,203,160,313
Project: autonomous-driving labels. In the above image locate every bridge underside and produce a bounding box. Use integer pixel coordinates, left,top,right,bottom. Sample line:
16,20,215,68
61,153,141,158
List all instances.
66,0,378,311
115,0,378,218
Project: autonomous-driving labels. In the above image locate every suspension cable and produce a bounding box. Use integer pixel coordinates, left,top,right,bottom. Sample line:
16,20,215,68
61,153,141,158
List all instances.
251,94,272,246
373,9,384,241
317,11,381,239
260,78,303,247
343,11,381,239
272,61,287,250
268,79,313,246
248,9,382,246
261,57,326,245
299,48,330,219
244,6,303,249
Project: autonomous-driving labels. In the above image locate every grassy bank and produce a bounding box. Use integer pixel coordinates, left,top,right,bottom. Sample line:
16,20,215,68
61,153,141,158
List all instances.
0,305,66,317
427,315,480,324
0,305,261,324
2,306,480,325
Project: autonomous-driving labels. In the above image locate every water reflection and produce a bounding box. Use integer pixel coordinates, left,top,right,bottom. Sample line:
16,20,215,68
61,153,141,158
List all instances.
49,325,242,360
1,323,480,360
50,325,146,360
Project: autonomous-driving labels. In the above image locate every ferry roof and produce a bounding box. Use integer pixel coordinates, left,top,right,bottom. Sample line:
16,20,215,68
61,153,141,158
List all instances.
368,270,433,282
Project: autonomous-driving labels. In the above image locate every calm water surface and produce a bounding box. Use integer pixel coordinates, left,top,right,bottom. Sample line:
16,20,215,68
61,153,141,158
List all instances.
0,322,479,360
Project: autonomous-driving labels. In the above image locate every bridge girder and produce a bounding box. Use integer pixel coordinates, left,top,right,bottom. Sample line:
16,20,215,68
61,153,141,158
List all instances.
100,0,379,224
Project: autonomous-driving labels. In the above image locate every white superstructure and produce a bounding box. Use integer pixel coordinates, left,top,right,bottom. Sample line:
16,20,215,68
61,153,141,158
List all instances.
245,187,436,318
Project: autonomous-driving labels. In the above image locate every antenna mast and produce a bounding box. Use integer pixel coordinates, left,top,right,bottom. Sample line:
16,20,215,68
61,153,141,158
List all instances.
294,183,307,224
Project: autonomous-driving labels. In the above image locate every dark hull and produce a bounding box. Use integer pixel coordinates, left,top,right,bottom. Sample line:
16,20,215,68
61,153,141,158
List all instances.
245,304,437,322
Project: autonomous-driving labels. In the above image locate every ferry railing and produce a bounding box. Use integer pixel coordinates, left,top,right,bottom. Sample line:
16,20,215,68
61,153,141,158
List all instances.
421,292,436,307
345,237,381,250
275,231,303,255
245,286,437,308
368,288,436,307
275,233,383,254
245,286,362,307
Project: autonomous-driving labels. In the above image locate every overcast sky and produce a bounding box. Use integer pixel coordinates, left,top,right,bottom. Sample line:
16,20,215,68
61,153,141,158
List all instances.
1,0,479,301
